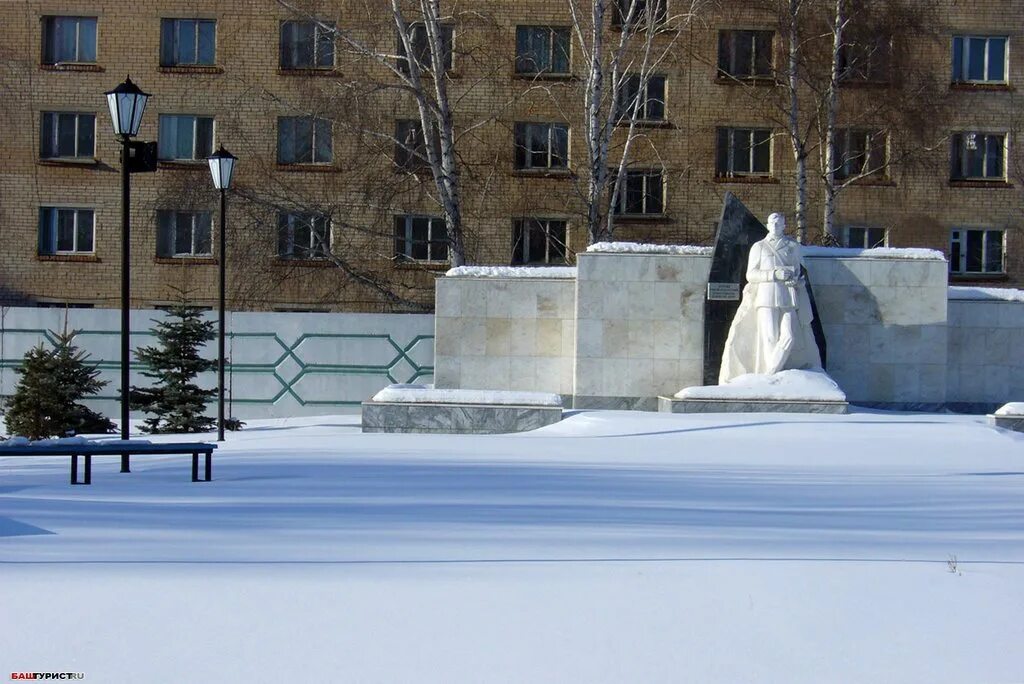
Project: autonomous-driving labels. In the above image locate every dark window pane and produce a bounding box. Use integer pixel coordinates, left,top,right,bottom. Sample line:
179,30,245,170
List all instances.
277,213,291,256
553,29,570,73
294,217,311,257
157,211,174,257
40,113,54,156
967,38,986,80
511,220,525,264
177,19,197,63
56,209,75,251
514,123,527,168
315,119,332,162
293,118,313,163
868,228,885,248
57,113,76,156
196,213,212,254
196,117,214,158
77,210,93,252
198,21,216,64
733,131,751,173
717,31,730,73
847,227,866,247
988,38,1005,81
160,20,175,65
278,118,294,163
754,32,773,75
965,230,983,272
296,22,314,67
716,128,729,175
952,36,963,80
549,222,567,263
551,125,568,166
317,23,335,67
174,213,192,254
986,135,1003,177
626,175,644,214
950,133,963,178
735,33,753,76
985,231,1003,272
647,77,665,120
57,18,77,61
176,116,194,158
79,18,96,61
78,114,95,156
753,130,771,172
645,173,663,214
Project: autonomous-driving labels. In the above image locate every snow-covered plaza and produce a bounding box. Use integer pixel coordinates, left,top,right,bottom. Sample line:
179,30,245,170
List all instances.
2,409,1023,682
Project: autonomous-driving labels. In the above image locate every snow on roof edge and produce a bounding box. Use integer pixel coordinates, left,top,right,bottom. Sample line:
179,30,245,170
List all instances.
948,286,1024,303
445,266,577,279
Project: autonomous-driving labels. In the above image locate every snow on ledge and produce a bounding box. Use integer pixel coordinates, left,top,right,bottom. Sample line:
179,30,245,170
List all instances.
949,286,1024,303
0,436,153,447
675,369,847,402
586,242,713,256
995,402,1024,416
803,246,945,260
372,384,563,407
445,266,577,279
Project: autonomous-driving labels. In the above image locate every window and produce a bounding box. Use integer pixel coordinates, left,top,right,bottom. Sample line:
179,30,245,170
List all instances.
515,26,570,75
514,122,569,170
833,129,888,181
718,30,773,78
40,112,95,159
277,117,333,164
613,0,667,26
616,75,666,121
843,226,887,249
838,36,892,82
158,115,214,161
950,228,1004,275
952,35,1007,83
280,20,335,69
512,219,567,265
38,207,94,255
278,212,330,259
157,211,212,257
397,23,454,75
395,119,440,170
716,128,772,177
160,19,216,66
42,16,97,64
612,170,664,215
394,216,448,262
951,132,1005,181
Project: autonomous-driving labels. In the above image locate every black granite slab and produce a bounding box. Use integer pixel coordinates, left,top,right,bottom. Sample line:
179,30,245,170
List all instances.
702,193,827,385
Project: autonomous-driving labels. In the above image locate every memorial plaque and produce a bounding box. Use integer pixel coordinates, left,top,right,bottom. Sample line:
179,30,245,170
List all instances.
707,282,741,301
702,193,827,385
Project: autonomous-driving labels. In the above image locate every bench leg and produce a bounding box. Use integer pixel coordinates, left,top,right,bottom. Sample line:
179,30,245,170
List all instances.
204,452,212,482
84,454,91,485
192,453,199,482
71,454,78,485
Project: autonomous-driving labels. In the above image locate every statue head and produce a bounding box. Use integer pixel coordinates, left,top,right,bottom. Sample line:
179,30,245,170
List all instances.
767,213,786,239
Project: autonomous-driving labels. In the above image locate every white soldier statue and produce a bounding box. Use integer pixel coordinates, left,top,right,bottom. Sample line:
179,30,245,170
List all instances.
719,212,822,383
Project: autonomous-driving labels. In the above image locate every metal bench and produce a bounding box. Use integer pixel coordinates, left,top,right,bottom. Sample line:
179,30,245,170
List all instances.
0,442,217,485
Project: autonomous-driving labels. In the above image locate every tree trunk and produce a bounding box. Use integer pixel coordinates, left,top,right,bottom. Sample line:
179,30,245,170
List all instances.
786,0,808,243
822,0,844,243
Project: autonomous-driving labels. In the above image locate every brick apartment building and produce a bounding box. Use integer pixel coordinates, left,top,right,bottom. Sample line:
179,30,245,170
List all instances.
0,0,1020,312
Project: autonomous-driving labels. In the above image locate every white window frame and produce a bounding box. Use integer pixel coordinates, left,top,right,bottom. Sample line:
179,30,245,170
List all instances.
718,29,774,78
833,128,888,181
512,218,568,265
158,114,215,161
161,18,217,66
614,170,665,216
514,122,569,170
42,16,97,64
952,131,1007,181
842,226,887,249
277,117,332,165
952,35,1008,84
40,111,96,159
394,215,449,262
950,228,1005,275
157,210,212,257
515,26,571,75
718,127,773,177
279,212,331,259
280,20,335,69
40,207,95,255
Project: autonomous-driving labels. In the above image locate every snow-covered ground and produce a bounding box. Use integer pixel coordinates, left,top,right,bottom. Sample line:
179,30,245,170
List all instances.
2,410,1023,682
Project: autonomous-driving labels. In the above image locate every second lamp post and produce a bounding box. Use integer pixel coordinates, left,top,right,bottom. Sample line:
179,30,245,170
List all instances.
207,145,237,442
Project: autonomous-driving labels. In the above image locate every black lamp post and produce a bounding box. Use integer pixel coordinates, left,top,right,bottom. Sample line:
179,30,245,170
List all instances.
207,145,237,442
104,75,150,471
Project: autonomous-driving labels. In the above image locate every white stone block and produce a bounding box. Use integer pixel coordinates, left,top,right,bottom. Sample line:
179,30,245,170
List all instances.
485,318,511,357
508,357,538,391
650,282,682,320
461,318,487,356
573,358,604,396
576,319,604,359
678,323,704,361
485,282,513,318
433,356,460,388
602,319,629,358
461,282,489,317
652,319,684,359
627,281,655,320
625,358,654,395
509,318,536,356
535,319,564,358
627,318,654,359
435,282,462,317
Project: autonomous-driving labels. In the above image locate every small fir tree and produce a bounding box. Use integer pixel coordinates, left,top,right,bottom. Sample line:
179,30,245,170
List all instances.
131,297,217,434
3,331,115,439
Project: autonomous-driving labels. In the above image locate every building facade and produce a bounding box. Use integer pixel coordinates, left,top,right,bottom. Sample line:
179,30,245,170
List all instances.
1,0,1021,312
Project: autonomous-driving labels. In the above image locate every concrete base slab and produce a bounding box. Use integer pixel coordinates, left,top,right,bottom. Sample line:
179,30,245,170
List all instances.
361,401,563,434
989,415,1024,432
658,396,849,414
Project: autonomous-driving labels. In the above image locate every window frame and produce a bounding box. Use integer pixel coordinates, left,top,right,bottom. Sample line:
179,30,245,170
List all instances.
833,128,889,181
950,227,1005,275
157,210,213,258
612,169,665,216
612,0,668,28
397,22,454,75
393,215,449,263
513,122,570,170
515,26,571,75
511,218,568,265
952,35,1008,84
157,114,216,161
279,20,336,70
160,18,217,66
950,131,1007,181
40,111,96,160
278,212,331,260
41,16,98,65
716,127,773,178
38,207,95,255
277,116,333,165
842,226,888,249
616,74,667,122
717,29,774,79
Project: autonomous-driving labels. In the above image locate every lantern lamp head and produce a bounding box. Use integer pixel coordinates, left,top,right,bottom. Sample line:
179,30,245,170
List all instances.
207,145,238,191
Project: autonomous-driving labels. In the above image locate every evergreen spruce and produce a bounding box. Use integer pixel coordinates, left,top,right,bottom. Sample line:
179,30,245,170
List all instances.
131,297,217,434
3,331,115,439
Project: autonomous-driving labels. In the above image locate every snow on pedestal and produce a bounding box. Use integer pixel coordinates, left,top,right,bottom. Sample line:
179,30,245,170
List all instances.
990,402,1024,432
675,369,847,402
